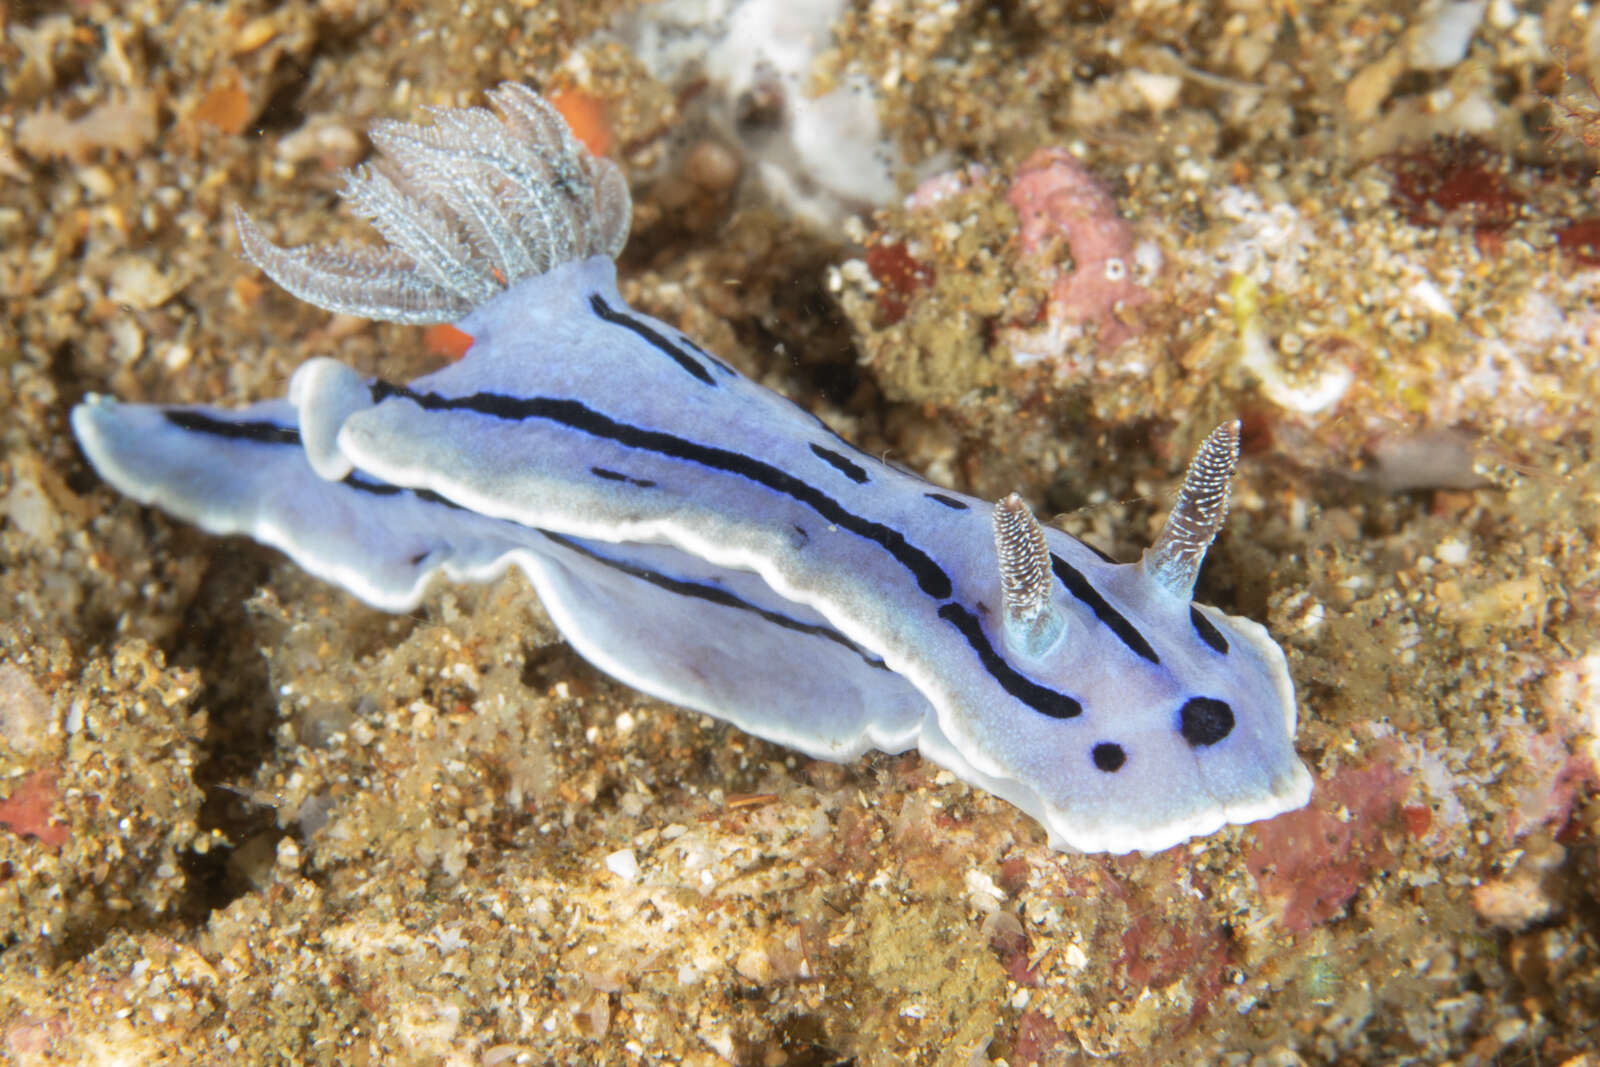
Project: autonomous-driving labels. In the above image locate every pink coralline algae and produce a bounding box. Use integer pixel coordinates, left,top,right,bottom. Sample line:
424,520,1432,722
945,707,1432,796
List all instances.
1008,1010,1069,1065
0,768,69,848
1004,148,1152,363
1244,761,1411,933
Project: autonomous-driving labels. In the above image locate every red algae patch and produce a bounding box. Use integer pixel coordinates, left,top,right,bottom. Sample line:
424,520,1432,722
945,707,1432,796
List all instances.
862,240,932,327
1555,217,1600,267
1245,762,1411,934
1384,138,1524,234
0,769,68,848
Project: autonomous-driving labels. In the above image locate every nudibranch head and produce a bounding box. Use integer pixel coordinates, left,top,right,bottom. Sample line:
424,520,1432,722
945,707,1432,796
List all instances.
967,422,1310,852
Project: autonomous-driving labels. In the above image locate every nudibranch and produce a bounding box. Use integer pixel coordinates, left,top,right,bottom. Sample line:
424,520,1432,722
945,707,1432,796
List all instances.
72,84,1312,853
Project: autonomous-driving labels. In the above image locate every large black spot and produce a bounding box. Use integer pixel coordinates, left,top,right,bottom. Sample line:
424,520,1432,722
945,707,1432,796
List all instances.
1091,742,1126,772
1179,697,1235,747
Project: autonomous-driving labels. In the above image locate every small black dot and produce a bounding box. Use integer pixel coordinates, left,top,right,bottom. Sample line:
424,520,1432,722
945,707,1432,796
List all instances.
1179,697,1235,747
1091,742,1126,772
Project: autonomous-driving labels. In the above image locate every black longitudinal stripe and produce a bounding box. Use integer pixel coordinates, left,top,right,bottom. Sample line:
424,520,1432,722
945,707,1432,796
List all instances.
938,604,1082,719
590,466,656,488
1190,605,1229,654
1050,554,1160,665
543,531,889,671
677,334,735,375
164,409,301,446
158,412,467,515
806,409,883,467
1074,536,1117,564
588,293,716,386
166,392,1082,718
809,443,869,484
161,411,471,518
336,471,886,674
344,473,400,496
342,471,888,672
925,493,968,511
368,383,954,599
341,472,466,512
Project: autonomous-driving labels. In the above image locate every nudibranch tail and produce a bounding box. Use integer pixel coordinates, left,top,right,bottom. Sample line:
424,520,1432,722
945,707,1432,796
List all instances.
992,493,1065,658
233,83,631,325
1141,420,1242,601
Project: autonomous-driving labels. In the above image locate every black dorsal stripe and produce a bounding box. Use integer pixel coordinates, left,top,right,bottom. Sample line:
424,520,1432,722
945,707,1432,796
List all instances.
925,493,969,510
336,469,888,670
162,411,470,515
343,473,400,496
677,334,736,375
809,443,869,483
1050,554,1160,665
1190,605,1230,654
156,417,475,519
590,466,656,488
588,293,716,386
543,531,889,671
170,387,1088,720
369,383,954,600
1073,535,1117,564
342,473,467,512
163,409,301,446
937,604,1082,719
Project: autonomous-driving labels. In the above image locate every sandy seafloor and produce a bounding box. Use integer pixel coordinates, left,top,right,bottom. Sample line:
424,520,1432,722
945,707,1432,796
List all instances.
3,0,1600,1063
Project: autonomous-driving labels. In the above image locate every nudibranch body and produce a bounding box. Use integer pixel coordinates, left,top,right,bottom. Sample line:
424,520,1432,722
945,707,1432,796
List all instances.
72,84,1312,853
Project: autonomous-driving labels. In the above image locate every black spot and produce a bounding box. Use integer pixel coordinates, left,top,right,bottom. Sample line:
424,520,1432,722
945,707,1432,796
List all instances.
925,492,969,510
1179,697,1234,747
1190,606,1229,654
1091,742,1126,772
809,443,869,483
